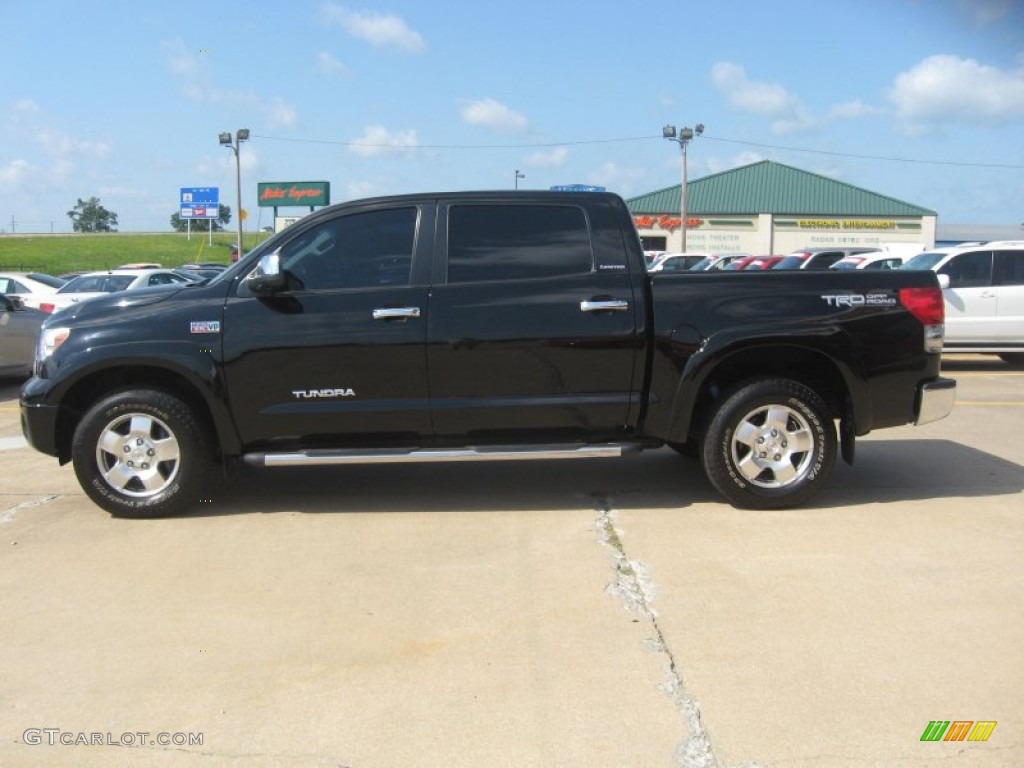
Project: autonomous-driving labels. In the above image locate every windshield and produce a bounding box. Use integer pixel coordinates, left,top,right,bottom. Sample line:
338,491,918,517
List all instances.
772,256,804,270
59,274,136,293
831,260,858,270
689,257,714,271
27,273,66,288
902,252,946,270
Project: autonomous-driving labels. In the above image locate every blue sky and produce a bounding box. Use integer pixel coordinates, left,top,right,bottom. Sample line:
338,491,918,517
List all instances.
1,0,1022,234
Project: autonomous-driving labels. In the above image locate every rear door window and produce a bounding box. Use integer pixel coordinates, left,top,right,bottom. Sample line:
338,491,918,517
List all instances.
446,204,593,283
994,250,1024,286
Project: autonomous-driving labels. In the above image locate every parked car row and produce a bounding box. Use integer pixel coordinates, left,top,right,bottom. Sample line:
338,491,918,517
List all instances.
1,263,231,378
645,240,1022,364
647,245,925,274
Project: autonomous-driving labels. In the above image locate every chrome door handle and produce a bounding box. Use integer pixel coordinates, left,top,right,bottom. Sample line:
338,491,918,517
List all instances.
372,307,421,320
580,300,629,313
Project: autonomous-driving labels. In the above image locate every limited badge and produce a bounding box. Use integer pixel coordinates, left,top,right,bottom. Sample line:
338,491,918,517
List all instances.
190,321,221,334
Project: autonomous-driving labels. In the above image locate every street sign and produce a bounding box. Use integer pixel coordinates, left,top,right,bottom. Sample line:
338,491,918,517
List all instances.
180,187,220,219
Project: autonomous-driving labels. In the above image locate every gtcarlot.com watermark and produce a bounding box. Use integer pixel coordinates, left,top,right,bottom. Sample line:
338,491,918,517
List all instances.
23,728,203,748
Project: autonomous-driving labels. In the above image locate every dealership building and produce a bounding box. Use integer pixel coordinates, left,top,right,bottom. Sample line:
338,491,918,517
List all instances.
627,160,936,255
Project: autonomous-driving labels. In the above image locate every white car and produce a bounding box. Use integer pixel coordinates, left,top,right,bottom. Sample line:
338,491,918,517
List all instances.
39,269,195,314
830,252,908,270
647,252,713,273
0,272,66,309
902,241,1024,363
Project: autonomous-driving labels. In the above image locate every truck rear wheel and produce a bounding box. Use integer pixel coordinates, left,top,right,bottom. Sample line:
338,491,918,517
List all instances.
702,379,836,509
72,389,212,518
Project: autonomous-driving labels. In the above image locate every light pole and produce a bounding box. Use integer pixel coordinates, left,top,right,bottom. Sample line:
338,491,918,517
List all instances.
662,123,703,252
219,128,249,260
514,169,525,190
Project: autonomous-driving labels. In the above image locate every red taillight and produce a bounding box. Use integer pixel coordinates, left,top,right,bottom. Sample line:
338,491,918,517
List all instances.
899,287,944,325
40,303,55,314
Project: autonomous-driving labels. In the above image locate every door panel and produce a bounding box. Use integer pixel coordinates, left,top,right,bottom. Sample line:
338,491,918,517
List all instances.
995,250,1024,343
940,250,997,342
221,205,433,449
426,202,640,440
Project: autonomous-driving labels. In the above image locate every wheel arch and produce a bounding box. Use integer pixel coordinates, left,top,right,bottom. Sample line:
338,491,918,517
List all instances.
666,341,859,448
54,364,237,463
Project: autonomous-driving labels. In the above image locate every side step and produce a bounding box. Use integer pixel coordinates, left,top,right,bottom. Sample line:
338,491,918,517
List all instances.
243,443,638,468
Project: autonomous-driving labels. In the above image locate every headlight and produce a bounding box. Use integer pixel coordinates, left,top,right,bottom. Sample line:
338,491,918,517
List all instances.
37,326,71,363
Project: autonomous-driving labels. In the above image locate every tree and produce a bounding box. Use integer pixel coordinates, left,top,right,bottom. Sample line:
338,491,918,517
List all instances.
67,196,118,232
169,204,232,232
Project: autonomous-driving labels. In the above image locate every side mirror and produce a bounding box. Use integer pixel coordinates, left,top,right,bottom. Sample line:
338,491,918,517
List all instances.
247,250,287,295
1,294,25,311
937,273,950,290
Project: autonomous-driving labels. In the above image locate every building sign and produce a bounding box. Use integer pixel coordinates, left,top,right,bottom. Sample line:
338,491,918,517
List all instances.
180,187,219,219
551,184,606,192
775,218,918,232
257,181,331,208
634,215,704,231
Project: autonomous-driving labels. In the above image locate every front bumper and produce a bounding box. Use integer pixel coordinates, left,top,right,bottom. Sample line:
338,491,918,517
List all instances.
20,376,62,457
915,377,957,426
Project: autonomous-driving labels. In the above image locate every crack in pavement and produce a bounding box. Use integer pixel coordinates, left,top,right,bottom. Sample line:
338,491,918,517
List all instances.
1,494,63,524
593,492,743,768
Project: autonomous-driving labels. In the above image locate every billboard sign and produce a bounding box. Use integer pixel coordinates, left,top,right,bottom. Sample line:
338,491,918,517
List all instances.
180,187,219,219
257,181,331,208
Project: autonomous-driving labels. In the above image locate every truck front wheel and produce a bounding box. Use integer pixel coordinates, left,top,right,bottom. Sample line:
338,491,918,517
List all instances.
702,379,836,509
72,389,212,518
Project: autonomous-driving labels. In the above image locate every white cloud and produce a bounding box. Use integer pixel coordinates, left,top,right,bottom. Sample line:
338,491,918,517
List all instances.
320,5,425,54
266,98,297,129
99,185,144,199
159,38,201,77
35,129,110,158
710,61,817,134
348,125,419,156
586,162,646,195
524,147,568,168
13,99,40,115
160,37,298,128
705,151,766,175
196,148,259,178
317,51,351,76
346,181,376,199
887,54,1024,131
458,98,528,133
0,158,34,185
828,99,883,119
958,0,1011,25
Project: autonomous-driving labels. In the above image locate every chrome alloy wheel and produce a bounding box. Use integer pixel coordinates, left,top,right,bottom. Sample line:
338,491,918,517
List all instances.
730,403,815,488
94,413,182,498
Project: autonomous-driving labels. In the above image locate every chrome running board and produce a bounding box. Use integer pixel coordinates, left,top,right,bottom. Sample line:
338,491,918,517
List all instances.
243,443,636,467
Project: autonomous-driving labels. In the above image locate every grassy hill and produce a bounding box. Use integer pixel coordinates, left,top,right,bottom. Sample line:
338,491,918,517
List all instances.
0,232,272,275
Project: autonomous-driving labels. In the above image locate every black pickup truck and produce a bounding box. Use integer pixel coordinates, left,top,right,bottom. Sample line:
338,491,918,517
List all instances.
21,191,956,517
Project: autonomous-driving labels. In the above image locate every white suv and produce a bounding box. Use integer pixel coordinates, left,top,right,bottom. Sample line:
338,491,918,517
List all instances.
902,241,1024,363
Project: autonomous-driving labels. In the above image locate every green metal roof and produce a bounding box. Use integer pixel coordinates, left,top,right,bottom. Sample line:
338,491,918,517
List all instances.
626,160,936,217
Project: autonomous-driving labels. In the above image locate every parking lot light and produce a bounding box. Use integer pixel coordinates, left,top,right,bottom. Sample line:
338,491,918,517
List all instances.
220,129,249,260
663,122,704,252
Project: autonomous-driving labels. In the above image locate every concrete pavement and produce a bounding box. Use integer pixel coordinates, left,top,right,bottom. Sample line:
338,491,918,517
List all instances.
0,356,1020,766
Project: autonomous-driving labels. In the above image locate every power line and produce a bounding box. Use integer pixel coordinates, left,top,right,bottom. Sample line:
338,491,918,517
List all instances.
701,135,1024,170
252,131,1024,170
252,133,653,149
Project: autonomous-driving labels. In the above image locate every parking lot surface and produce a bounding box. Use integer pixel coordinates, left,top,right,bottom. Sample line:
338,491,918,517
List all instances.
0,355,1021,767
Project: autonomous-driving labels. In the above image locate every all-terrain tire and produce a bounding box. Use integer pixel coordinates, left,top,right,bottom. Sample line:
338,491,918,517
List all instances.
71,389,212,518
701,379,836,509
